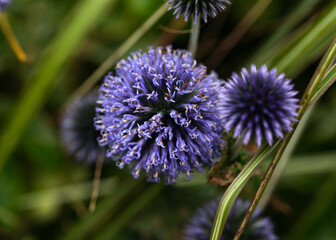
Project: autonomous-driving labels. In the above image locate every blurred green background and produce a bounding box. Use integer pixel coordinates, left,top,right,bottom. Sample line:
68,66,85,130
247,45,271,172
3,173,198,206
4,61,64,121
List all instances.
0,0,336,239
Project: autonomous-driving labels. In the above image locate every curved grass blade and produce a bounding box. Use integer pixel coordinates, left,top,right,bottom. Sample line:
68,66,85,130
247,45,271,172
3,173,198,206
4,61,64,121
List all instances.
308,63,336,108
209,143,278,240
0,13,28,62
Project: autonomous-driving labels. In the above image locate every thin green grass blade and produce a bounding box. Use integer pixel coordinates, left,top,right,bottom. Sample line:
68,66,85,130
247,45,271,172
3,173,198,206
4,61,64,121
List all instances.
250,0,320,65
275,3,336,72
209,144,278,240
206,0,272,69
0,0,117,170
258,105,314,209
61,179,140,240
248,1,336,76
289,30,335,77
95,184,163,240
283,152,336,177
308,63,336,108
67,3,169,104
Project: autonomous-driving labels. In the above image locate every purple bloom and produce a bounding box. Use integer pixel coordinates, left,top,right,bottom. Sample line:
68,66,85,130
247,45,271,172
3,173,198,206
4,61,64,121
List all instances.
95,46,224,184
0,0,11,11
166,0,231,23
60,93,105,164
221,65,299,147
184,198,277,240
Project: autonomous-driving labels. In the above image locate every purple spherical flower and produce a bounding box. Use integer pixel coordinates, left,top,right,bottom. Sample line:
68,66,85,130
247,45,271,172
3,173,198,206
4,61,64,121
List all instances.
221,65,299,147
0,0,11,11
60,93,105,164
95,46,224,184
184,198,277,240
166,0,231,23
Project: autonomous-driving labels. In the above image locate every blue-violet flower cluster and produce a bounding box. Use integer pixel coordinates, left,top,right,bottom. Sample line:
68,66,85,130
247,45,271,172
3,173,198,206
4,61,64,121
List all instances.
167,0,231,23
95,46,224,184
221,65,299,146
0,0,11,11
60,93,105,164
184,197,277,240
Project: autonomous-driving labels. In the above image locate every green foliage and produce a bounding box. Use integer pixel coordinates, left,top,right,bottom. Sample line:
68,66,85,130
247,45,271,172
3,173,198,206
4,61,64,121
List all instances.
1,0,336,239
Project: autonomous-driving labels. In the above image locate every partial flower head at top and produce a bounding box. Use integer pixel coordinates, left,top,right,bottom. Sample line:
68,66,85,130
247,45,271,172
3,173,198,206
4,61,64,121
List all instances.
95,46,225,184
184,197,277,240
166,0,231,23
221,65,299,147
60,93,105,164
0,0,11,11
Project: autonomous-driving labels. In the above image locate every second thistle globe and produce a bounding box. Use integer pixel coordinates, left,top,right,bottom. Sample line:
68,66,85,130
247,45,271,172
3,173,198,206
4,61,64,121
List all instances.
95,46,225,184
221,65,299,147
60,93,105,164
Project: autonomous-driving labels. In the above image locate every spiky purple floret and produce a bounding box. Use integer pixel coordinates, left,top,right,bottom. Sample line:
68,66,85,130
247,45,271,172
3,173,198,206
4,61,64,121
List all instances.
184,198,277,240
166,0,231,23
221,65,299,147
95,46,224,184
60,93,105,164
0,0,11,11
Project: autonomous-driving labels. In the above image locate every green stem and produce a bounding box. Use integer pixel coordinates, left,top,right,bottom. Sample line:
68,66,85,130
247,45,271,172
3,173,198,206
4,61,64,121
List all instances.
233,36,336,240
62,178,141,240
188,17,200,57
209,143,279,240
231,133,244,160
258,105,314,209
89,149,104,212
67,3,168,105
0,13,28,62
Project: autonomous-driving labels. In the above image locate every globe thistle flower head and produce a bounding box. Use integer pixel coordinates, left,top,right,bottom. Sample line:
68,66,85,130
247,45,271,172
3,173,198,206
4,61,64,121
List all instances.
60,93,105,164
166,0,231,23
184,198,277,240
221,65,299,147
0,0,11,12
95,46,225,184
